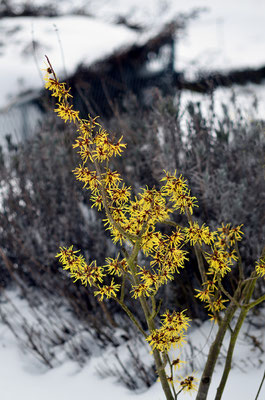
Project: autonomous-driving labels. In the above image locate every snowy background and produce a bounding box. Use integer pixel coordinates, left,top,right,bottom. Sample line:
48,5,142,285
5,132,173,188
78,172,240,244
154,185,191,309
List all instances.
1,289,264,400
1,0,265,109
0,1,265,399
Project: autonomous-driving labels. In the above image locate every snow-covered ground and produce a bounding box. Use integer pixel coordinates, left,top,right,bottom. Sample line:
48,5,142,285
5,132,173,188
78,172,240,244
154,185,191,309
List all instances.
0,289,264,400
1,2,265,399
179,82,265,134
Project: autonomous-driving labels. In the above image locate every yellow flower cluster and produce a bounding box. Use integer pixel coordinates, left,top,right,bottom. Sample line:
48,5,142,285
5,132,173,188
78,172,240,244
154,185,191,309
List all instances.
44,68,128,230
46,61,263,399
46,66,196,321
146,310,190,353
217,223,244,246
204,248,233,278
45,65,201,251
205,296,228,312
125,187,172,236
151,233,188,271
104,255,128,277
44,76,72,102
54,102,79,123
160,171,198,215
129,226,189,299
56,246,122,301
56,246,104,287
205,224,243,278
94,278,121,301
194,224,244,316
184,221,216,246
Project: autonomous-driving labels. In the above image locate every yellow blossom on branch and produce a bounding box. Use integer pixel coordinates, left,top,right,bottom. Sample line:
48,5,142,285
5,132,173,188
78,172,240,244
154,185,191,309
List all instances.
56,246,105,287
217,223,244,245
54,102,80,123
195,288,212,302
255,258,265,277
46,60,264,400
205,296,228,312
171,357,186,370
94,278,121,300
90,193,103,210
178,374,198,393
184,221,216,246
104,255,128,276
131,282,153,298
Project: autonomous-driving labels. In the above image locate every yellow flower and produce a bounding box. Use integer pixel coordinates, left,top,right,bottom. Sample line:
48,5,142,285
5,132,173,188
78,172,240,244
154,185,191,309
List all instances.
73,168,99,191
44,74,72,102
108,184,131,205
54,102,79,123
195,288,212,302
160,171,187,195
103,169,122,187
104,256,127,276
203,279,218,292
71,261,104,287
205,248,232,277
110,136,127,156
72,165,91,182
108,226,125,245
78,146,93,163
91,193,103,210
138,267,160,289
208,313,219,324
255,258,265,277
205,296,228,312
91,130,127,161
131,283,153,298
217,223,244,245
72,135,92,149
160,171,199,214
184,222,215,246
157,267,174,285
167,229,185,247
230,224,244,242
56,245,79,264
178,374,198,393
94,278,121,300
141,229,162,254
171,357,186,370
92,145,110,162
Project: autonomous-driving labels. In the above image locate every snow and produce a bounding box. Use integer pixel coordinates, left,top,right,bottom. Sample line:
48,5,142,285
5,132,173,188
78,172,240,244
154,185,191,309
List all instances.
176,0,265,76
0,290,264,400
1,0,265,108
1,3,265,398
177,82,265,133
0,15,138,108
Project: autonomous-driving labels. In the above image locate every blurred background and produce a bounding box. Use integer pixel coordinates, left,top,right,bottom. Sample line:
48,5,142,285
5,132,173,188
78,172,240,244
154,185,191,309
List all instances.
0,0,264,394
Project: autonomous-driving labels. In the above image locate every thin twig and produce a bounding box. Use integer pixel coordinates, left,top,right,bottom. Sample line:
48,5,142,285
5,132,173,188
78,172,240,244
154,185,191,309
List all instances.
255,370,265,400
53,24,68,80
235,241,244,281
216,276,242,308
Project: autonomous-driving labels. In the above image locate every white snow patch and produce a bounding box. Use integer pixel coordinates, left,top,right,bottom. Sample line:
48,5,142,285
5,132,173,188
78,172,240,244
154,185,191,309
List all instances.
0,289,264,400
0,15,138,108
